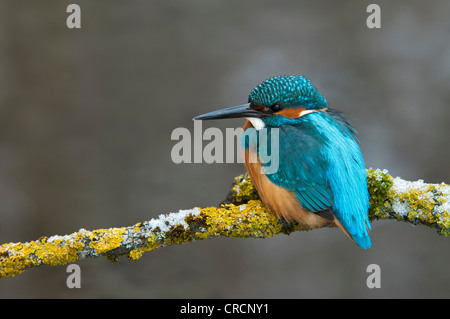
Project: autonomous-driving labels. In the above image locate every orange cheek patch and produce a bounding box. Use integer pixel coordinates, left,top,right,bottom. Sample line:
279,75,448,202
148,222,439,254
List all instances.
276,106,306,119
243,120,253,131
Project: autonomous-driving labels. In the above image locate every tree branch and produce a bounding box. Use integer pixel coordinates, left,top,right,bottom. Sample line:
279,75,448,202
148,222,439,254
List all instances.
1,169,449,278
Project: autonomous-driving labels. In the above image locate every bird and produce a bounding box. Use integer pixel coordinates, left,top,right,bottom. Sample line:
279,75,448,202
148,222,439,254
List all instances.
193,75,371,249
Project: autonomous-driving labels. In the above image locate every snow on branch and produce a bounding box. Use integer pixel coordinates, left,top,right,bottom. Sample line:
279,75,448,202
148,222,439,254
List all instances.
1,169,449,278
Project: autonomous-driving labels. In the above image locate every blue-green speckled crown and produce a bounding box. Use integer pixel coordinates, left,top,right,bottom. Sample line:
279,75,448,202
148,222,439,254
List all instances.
248,75,328,110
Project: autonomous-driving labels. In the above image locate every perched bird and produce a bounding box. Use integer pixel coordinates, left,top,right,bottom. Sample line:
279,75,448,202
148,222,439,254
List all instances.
194,75,371,249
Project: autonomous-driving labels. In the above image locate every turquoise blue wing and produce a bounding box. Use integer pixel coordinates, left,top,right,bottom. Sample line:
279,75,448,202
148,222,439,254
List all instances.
259,124,334,214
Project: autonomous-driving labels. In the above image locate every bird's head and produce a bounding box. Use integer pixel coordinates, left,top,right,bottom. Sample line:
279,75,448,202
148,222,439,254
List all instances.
193,75,328,128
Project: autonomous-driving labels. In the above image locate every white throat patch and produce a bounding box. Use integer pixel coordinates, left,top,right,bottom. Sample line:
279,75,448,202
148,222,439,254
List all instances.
246,117,266,130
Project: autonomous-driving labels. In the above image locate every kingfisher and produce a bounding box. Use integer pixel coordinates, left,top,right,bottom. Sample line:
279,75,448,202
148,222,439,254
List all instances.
193,75,371,249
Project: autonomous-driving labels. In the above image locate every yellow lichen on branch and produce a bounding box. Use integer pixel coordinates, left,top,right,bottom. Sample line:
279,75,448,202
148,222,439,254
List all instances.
1,169,449,279
0,200,302,278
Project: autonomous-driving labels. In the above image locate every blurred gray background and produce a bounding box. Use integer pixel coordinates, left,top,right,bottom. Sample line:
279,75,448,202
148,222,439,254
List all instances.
1,0,449,298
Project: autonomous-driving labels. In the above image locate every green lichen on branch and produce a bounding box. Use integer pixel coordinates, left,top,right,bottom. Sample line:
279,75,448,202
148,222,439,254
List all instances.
232,174,261,204
1,169,449,279
366,168,394,217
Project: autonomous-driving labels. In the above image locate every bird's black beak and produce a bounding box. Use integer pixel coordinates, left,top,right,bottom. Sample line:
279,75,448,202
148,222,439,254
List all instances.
193,103,264,120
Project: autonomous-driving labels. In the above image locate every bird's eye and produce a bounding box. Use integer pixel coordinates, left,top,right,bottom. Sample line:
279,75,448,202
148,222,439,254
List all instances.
270,104,283,112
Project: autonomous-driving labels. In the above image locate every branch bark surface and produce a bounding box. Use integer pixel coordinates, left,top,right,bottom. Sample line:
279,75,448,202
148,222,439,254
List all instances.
1,169,449,278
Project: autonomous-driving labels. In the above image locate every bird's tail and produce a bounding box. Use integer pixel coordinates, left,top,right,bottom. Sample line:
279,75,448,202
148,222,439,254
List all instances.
333,218,372,249
351,233,372,249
